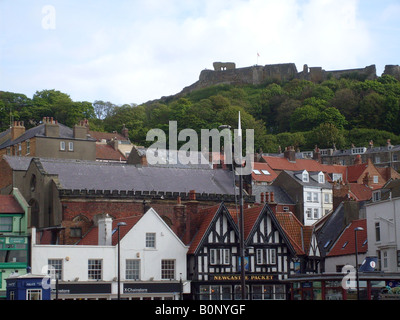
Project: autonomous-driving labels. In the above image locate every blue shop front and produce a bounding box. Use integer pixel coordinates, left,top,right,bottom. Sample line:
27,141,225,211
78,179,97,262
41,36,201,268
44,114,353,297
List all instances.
6,273,51,300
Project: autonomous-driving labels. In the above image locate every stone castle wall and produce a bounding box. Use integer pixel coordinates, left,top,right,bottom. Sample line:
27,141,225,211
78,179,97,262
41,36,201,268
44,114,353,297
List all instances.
180,62,399,95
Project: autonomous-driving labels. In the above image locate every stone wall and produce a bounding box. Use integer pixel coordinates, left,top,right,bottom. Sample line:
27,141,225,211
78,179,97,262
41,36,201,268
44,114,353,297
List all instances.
180,62,400,95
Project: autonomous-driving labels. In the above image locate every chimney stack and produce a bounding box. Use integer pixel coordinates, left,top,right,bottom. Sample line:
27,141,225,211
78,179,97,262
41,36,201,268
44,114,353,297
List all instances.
97,213,113,246
313,145,321,163
260,193,264,203
44,116,59,137
284,146,296,162
11,121,25,140
74,119,89,139
121,124,129,139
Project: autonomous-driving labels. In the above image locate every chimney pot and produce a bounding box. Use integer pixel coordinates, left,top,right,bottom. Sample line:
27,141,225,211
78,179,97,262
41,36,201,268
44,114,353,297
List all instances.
260,193,264,203
189,190,196,201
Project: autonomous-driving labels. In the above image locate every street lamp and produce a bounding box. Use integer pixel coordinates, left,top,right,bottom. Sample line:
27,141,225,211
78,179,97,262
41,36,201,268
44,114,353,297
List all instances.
354,227,364,300
117,222,127,300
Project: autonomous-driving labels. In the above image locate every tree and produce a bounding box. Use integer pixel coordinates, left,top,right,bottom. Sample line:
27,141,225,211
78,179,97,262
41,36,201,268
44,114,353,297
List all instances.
313,123,346,149
290,105,321,132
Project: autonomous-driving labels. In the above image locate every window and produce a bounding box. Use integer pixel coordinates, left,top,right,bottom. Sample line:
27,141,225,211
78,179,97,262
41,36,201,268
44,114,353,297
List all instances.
283,206,289,212
0,217,13,232
126,259,140,280
306,192,312,202
70,227,82,238
318,173,325,183
26,289,42,300
302,171,309,182
375,222,381,242
210,248,230,265
306,208,312,219
261,170,271,175
68,142,74,151
199,285,231,300
26,140,30,155
324,194,330,203
30,174,36,192
145,233,156,248
18,144,22,156
375,156,380,164
161,259,175,280
48,259,63,280
373,191,381,202
342,241,349,249
60,141,65,151
313,192,318,203
332,173,342,182
373,175,378,184
252,169,262,175
88,259,102,280
393,154,398,162
383,251,388,269
256,248,276,265
313,208,319,219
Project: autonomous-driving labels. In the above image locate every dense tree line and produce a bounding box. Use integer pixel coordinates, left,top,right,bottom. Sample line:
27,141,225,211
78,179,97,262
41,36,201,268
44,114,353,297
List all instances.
1,73,400,153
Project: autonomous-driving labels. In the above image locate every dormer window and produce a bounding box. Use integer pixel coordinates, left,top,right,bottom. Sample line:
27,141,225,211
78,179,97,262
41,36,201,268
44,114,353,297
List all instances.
302,170,309,182
318,172,325,183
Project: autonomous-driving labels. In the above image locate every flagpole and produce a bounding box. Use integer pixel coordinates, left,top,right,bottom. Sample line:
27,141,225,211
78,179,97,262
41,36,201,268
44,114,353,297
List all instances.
238,111,246,300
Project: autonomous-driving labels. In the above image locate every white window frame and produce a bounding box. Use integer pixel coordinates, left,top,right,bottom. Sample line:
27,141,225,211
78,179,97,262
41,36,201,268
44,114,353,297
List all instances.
318,172,325,183
68,141,74,151
306,208,312,219
373,175,378,184
302,171,309,182
26,289,42,300
60,141,66,151
88,259,102,280
210,248,230,265
256,248,276,265
145,232,156,248
126,259,140,280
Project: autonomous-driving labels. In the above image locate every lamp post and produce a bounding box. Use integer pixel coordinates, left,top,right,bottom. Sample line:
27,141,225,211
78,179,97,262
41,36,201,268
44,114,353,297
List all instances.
117,222,127,300
354,227,364,300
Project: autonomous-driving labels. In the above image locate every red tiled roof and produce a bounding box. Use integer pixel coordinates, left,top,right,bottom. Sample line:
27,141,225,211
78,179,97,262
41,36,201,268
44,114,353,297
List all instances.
327,219,367,257
261,156,326,172
96,144,127,161
347,163,367,182
78,215,142,246
243,205,264,240
251,162,278,183
347,183,372,201
0,195,24,214
275,212,306,255
188,204,222,254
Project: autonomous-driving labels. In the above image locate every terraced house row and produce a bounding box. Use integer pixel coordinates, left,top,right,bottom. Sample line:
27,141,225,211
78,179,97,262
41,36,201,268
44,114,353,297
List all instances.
1,119,400,300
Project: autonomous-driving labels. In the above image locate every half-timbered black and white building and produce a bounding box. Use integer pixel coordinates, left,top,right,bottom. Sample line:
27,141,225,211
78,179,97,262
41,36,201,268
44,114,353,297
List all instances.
187,203,322,300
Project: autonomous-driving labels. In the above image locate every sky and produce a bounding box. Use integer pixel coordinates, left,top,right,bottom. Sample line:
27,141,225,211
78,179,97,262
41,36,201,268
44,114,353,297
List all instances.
0,0,400,106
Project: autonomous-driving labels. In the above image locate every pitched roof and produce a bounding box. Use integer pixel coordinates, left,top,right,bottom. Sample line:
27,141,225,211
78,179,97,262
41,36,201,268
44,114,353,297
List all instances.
275,212,308,255
89,130,128,142
261,155,326,172
96,144,127,161
347,163,368,182
346,183,372,201
251,162,277,183
77,215,142,245
0,195,24,214
30,157,237,195
327,219,367,257
188,204,224,254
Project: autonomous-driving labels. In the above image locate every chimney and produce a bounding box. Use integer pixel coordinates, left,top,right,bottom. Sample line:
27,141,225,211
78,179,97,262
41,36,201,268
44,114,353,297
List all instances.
44,117,59,137
186,190,199,244
270,191,275,203
387,139,392,148
73,119,89,139
121,124,129,139
265,192,270,203
284,146,296,162
313,145,321,163
354,154,362,165
173,196,187,242
260,193,264,203
11,121,25,140
363,172,373,186
97,213,113,246
369,140,374,149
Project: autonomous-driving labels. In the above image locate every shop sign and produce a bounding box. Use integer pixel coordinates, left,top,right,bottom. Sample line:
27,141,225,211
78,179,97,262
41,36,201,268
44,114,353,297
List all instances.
211,274,277,281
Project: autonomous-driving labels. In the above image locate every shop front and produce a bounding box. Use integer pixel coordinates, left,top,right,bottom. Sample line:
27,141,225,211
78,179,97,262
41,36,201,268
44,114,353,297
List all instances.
192,274,288,300
287,273,400,300
123,281,184,300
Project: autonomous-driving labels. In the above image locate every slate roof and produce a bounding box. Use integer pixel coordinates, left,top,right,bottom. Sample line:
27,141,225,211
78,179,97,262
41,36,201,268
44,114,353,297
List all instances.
0,195,24,214
251,185,295,204
282,170,332,188
2,155,32,171
327,219,367,257
0,123,95,149
29,157,237,195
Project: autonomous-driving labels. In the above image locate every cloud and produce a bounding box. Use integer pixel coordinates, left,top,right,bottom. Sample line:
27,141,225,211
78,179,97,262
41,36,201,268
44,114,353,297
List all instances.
0,0,373,105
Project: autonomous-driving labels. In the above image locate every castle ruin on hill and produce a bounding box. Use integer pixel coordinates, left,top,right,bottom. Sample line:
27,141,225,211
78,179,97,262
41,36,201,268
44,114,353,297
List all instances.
180,62,400,94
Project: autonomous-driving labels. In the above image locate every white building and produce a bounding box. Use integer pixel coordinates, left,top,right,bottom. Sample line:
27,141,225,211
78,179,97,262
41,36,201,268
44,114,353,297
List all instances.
366,181,400,272
31,208,189,300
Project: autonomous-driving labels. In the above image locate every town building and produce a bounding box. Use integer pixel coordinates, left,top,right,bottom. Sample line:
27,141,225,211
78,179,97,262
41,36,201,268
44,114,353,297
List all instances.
30,208,189,300
0,118,96,160
272,170,333,226
187,202,321,300
0,188,30,299
365,179,400,272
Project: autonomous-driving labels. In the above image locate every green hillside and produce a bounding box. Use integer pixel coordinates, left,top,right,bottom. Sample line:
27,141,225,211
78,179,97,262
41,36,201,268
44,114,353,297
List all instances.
1,73,400,153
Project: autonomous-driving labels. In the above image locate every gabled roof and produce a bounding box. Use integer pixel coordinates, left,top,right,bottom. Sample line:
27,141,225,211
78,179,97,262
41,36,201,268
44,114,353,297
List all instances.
188,203,234,255
347,163,368,182
346,183,372,201
327,219,367,257
280,170,332,188
261,155,326,172
0,195,24,214
77,215,142,245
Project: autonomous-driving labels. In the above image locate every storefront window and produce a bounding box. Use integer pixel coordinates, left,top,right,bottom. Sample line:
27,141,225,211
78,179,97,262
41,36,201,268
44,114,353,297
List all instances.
313,282,322,300
199,285,231,300
346,281,367,300
325,281,343,300
371,281,386,300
